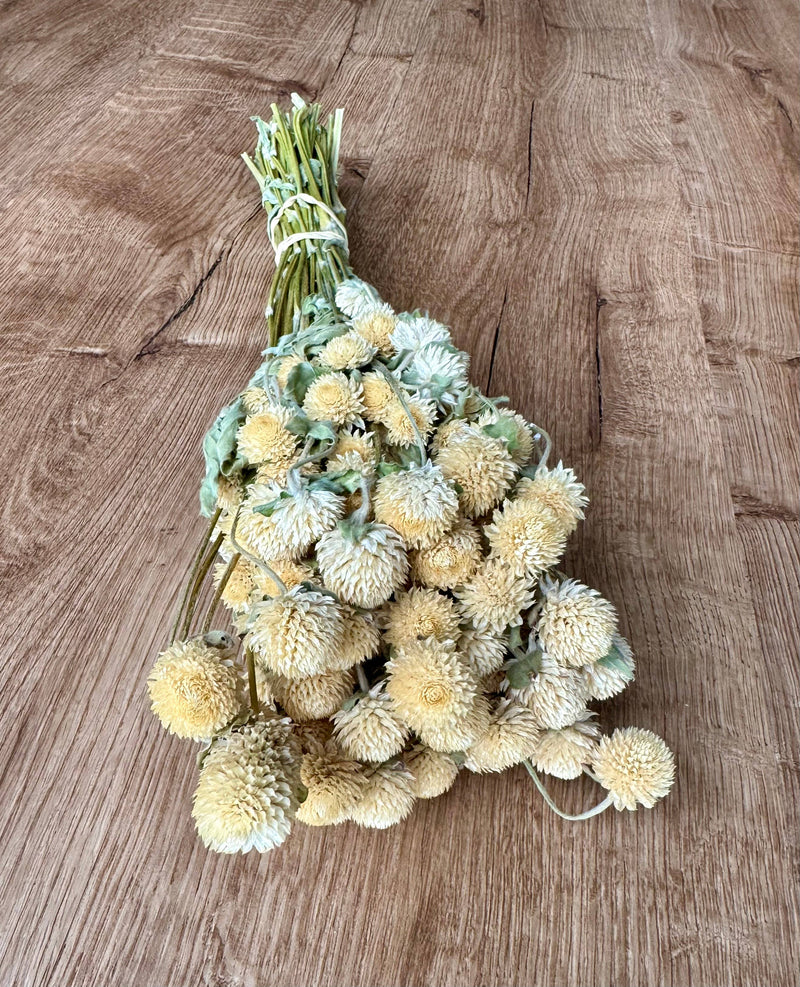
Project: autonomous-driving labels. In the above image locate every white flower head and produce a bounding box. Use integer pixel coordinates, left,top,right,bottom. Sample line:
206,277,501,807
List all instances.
537,577,617,668
533,711,600,779
456,558,536,633
390,316,452,354
332,684,409,763
582,632,635,700
335,277,382,318
373,461,459,549
316,521,409,609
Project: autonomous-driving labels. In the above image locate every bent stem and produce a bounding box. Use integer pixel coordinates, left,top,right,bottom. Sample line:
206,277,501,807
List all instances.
530,424,552,470
171,508,222,643
179,532,225,640
351,475,373,528
201,553,240,634
356,663,370,693
523,760,613,821
371,361,427,465
229,509,288,595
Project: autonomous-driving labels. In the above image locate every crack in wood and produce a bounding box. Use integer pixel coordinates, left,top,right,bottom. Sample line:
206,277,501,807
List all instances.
732,493,799,524
485,286,508,392
595,294,607,442
526,98,536,205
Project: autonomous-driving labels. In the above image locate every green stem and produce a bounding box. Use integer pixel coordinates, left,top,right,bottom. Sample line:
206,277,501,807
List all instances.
179,532,224,639
371,362,428,465
201,552,240,634
229,509,288,595
171,507,222,643
523,760,613,821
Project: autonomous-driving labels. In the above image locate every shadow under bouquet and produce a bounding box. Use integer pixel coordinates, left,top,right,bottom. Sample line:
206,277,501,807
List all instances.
147,95,674,854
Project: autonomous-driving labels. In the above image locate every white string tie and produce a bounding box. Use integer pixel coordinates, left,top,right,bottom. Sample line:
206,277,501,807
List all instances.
267,192,349,265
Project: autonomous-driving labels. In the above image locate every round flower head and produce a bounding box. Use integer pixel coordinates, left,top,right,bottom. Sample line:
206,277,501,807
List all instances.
459,623,507,678
302,371,366,427
514,462,588,536
409,518,482,590
296,746,368,826
592,727,675,811
464,700,541,774
537,578,617,668
349,763,415,829
435,428,517,517
213,557,254,612
252,558,314,600
331,607,382,671
294,718,334,755
390,316,451,353
360,371,396,422
484,498,567,577
275,352,305,390
246,586,345,680
431,418,471,456
383,394,437,448
233,502,284,562
270,669,356,722
582,632,635,700
148,639,241,741
405,746,459,799
456,558,536,634
216,475,245,513
351,303,397,357
260,480,345,558
373,461,459,550
318,330,377,370
332,684,409,762
241,386,275,416
533,711,600,779
316,521,408,609
384,587,461,649
335,277,379,319
236,407,297,467
386,638,488,752
477,408,534,466
406,343,470,408
192,715,301,853
327,428,377,476
508,653,589,729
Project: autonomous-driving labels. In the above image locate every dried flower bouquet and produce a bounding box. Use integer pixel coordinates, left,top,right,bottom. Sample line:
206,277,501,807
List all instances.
148,95,674,853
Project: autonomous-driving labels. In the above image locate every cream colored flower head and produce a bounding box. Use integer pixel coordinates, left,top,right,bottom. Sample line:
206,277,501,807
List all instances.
477,408,534,466
431,418,471,456
294,718,334,755
330,606,382,671
459,623,507,678
383,394,437,448
296,746,368,826
405,746,459,799
360,371,396,422
456,558,536,634
302,371,366,427
384,587,461,650
236,406,297,467
373,461,459,549
349,763,416,829
537,577,617,667
252,558,314,600
232,499,283,562
257,480,345,558
484,497,567,577
351,303,397,357
386,638,488,752
241,386,277,416
583,632,635,700
327,428,377,476
409,518,482,590
148,639,241,741
435,428,517,517
213,557,254,613
318,330,377,370
514,462,588,536
275,353,305,390
332,684,409,762
390,317,451,353
533,711,600,779
270,668,355,722
592,727,675,810
245,586,345,680
464,700,541,774
508,652,589,729
316,520,408,609
216,475,245,513
192,715,301,853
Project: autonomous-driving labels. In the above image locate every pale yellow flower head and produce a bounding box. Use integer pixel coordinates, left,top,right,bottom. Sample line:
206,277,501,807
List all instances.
459,623,507,677
317,521,408,609
431,418,471,456
464,700,541,774
386,638,487,752
435,429,517,517
329,606,382,671
213,557,254,612
582,633,635,700
477,408,534,466
409,518,482,590
373,461,459,550
245,586,345,680
270,668,356,722
508,652,589,729
192,715,301,853
318,330,377,370
216,475,245,513
253,480,344,558
241,386,277,416
275,353,305,390
349,763,415,829
515,462,588,536
405,747,459,799
456,558,536,634
302,371,366,427
484,497,567,577
332,684,409,763
537,578,617,668
533,711,600,779
384,587,460,650
327,428,377,476
232,503,284,562
252,558,314,600
296,746,368,826
148,639,241,741
592,727,675,810
383,395,437,448
351,303,397,357
360,371,396,422
236,407,297,467
294,719,333,755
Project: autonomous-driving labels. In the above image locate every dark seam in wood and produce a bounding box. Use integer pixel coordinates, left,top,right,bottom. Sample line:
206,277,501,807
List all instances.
595,294,607,442
732,494,799,524
485,286,508,392
526,98,535,205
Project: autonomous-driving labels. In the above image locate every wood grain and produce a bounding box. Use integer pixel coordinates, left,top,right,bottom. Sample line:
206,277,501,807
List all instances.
0,1,797,985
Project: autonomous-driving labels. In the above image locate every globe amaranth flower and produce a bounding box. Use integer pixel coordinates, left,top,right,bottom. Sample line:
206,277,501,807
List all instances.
258,480,345,558
533,711,600,779
316,520,408,609
390,316,451,354
477,408,534,466
192,715,301,853
236,406,297,467
383,587,461,650
409,518,482,590
318,330,377,370
537,577,617,668
507,652,589,730
464,700,541,773
435,427,517,517
328,606,382,671
275,352,305,390
296,746,368,826
327,428,377,476
332,683,409,763
360,371,396,422
351,303,397,357
405,746,459,799
302,371,366,427
458,623,507,678
456,558,536,634
514,462,588,536
269,668,356,722
383,394,437,448
592,727,675,810
148,639,241,741
484,497,567,577
582,632,635,700
348,763,416,828
373,461,459,550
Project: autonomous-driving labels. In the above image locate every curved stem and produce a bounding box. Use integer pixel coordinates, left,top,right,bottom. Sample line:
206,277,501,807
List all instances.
356,664,370,693
523,760,613,821
371,361,427,465
171,508,222,643
201,553,240,634
583,766,602,784
531,424,552,470
229,509,288,595
351,475,373,528
292,435,335,472
179,532,225,640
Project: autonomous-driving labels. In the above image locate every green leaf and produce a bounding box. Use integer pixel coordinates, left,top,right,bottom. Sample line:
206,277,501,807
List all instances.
252,490,292,517
596,642,634,680
198,397,246,516
483,416,521,453
505,648,543,690
283,361,319,405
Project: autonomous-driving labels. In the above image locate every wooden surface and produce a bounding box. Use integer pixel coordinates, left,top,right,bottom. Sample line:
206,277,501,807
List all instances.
1,0,798,984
